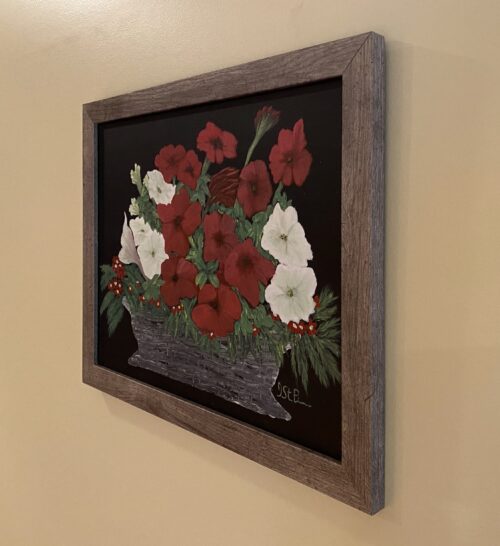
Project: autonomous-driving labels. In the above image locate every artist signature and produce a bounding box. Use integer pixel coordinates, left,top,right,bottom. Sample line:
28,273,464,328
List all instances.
275,382,312,408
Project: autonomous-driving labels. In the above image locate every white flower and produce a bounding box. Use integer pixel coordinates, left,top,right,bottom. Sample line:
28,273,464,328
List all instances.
118,214,144,275
130,217,152,245
144,169,175,205
129,198,140,216
137,230,168,279
265,264,317,324
261,204,312,267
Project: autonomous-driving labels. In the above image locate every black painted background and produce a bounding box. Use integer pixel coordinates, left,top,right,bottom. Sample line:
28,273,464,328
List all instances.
97,78,342,460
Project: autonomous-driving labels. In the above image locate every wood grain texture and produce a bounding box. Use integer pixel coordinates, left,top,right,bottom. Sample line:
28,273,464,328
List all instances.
83,33,369,123
82,32,385,514
341,33,385,514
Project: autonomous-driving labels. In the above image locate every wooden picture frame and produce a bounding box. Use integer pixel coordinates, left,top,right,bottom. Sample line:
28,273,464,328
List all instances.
83,32,385,513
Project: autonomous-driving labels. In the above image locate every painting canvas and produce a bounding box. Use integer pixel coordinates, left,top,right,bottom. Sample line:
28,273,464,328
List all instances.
97,79,343,459
85,32,384,512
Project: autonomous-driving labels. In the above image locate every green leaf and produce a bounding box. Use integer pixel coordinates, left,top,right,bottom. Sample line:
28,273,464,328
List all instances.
208,274,219,287
99,290,115,315
102,294,125,336
233,201,245,220
206,260,218,273
100,265,115,291
195,272,208,287
201,158,211,177
142,275,164,300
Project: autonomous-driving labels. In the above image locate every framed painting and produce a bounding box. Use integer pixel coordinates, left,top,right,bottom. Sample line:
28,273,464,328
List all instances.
83,31,385,513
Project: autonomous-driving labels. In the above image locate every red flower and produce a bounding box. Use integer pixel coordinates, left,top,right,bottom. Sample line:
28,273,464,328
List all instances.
203,212,239,263
224,239,275,307
208,167,240,207
216,262,227,285
192,283,242,337
269,119,312,186
177,150,202,190
237,160,272,218
157,189,202,257
313,294,320,308
160,257,198,306
197,122,237,164
154,144,186,183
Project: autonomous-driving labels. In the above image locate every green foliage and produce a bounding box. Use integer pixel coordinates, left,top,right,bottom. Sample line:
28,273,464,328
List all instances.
187,228,219,288
99,289,124,336
290,287,341,390
137,188,161,231
200,158,211,177
271,182,292,209
190,175,210,205
100,265,115,290
142,275,164,301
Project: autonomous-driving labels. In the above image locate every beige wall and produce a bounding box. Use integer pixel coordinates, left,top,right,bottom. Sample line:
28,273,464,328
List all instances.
1,1,499,545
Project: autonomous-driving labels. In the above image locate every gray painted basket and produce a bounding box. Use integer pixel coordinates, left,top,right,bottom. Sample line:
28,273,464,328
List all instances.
125,304,290,420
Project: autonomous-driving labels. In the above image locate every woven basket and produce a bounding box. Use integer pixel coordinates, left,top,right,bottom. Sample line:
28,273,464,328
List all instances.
125,304,291,420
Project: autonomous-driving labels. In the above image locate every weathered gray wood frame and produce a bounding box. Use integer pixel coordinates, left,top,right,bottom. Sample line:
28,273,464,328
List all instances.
83,32,385,513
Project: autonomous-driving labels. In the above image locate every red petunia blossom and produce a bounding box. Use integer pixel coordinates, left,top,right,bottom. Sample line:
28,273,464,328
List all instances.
216,262,227,285
197,122,237,164
155,144,186,183
208,167,240,207
177,149,202,190
160,256,198,306
269,119,312,186
224,239,275,307
157,189,202,257
192,283,242,337
237,160,272,218
203,212,239,263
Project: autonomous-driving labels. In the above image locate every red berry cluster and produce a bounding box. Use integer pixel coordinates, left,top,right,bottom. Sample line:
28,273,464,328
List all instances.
112,256,125,279
287,320,317,336
170,303,184,315
252,325,261,337
107,279,123,296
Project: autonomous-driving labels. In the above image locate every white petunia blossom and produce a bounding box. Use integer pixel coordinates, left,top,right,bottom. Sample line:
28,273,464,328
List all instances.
144,169,175,205
137,230,168,279
261,204,312,267
130,217,152,245
265,264,317,324
129,198,140,216
118,214,144,275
